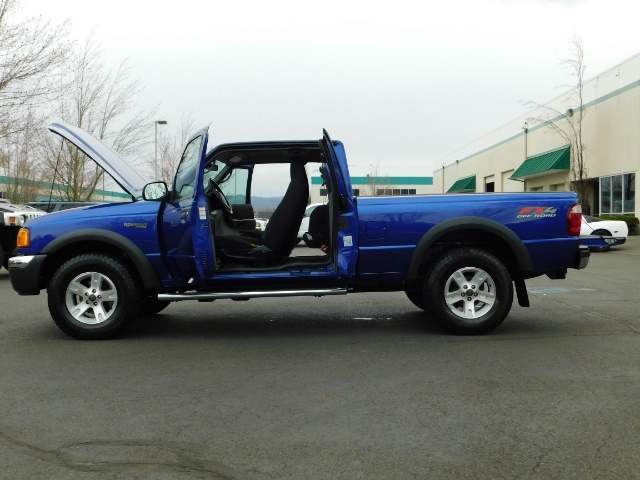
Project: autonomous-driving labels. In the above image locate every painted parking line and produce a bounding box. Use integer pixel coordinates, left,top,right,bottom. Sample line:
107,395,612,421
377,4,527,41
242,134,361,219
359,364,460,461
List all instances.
527,287,598,294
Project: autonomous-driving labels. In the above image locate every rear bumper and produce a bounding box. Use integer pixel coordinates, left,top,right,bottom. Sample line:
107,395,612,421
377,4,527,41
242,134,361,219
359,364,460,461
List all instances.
8,254,45,295
576,245,590,269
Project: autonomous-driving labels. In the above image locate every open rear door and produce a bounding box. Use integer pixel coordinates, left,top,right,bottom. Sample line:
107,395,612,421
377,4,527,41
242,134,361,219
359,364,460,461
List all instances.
321,130,358,277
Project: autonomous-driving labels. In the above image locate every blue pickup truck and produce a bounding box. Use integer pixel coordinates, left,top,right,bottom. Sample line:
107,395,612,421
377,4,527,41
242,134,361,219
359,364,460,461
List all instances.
9,123,589,339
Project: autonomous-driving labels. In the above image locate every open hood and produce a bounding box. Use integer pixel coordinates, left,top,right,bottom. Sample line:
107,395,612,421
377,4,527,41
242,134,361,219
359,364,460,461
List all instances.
48,122,151,200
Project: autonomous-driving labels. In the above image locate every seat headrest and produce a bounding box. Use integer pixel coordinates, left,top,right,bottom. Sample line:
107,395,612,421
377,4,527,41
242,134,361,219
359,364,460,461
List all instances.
290,162,307,181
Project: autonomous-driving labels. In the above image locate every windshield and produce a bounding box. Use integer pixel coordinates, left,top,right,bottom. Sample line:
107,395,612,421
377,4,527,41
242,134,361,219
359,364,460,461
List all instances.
203,159,225,186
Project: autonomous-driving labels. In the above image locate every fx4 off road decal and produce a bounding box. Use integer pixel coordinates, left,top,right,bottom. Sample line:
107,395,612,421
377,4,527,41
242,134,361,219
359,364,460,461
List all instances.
517,206,558,218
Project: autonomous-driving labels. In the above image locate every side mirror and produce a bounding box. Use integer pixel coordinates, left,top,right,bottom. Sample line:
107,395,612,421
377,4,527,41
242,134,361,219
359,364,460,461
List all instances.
143,182,168,201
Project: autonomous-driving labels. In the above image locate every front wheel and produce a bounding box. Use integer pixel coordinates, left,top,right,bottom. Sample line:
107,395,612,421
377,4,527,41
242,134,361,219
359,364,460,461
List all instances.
47,254,141,340
424,248,513,335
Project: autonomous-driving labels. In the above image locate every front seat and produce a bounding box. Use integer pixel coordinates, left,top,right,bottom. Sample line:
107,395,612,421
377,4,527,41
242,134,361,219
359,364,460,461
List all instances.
215,161,309,264
262,162,309,259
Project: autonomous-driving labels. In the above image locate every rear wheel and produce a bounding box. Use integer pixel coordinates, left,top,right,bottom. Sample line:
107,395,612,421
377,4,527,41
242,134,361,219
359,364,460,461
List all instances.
47,254,141,340
424,248,513,335
591,229,612,236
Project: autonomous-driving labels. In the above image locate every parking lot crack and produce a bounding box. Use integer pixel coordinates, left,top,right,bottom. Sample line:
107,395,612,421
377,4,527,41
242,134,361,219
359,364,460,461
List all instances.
0,427,254,479
544,297,640,334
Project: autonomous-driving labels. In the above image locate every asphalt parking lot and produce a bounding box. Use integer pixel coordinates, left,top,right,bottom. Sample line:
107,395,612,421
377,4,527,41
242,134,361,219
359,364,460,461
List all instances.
1,239,639,480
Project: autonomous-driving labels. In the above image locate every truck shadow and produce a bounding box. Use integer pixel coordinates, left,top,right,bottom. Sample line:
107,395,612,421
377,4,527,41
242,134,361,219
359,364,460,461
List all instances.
123,310,534,340
126,310,442,339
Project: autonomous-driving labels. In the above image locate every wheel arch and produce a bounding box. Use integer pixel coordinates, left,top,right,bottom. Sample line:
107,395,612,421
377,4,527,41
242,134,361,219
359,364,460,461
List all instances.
405,217,533,307
40,229,161,290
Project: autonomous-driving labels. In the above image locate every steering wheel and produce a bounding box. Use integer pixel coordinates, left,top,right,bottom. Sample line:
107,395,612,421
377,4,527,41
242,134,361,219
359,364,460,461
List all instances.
208,178,233,216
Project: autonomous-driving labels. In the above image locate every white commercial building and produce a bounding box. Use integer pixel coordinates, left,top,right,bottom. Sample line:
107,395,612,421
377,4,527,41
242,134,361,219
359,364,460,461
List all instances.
434,52,640,216
308,164,433,204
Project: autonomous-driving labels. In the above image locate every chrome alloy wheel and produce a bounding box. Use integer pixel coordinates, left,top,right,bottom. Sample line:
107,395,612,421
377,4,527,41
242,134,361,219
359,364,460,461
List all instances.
444,266,496,320
65,271,118,325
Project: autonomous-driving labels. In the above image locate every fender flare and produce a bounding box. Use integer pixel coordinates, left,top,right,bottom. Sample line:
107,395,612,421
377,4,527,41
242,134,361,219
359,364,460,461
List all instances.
41,228,162,289
405,216,534,282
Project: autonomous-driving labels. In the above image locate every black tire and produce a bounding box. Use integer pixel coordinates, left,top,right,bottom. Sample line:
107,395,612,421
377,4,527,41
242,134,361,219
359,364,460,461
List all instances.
0,245,5,271
424,248,513,335
47,254,141,340
140,297,171,316
591,229,611,236
405,287,426,310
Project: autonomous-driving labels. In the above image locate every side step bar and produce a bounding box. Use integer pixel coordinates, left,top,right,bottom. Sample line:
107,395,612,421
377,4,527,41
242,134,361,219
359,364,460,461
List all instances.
158,287,348,302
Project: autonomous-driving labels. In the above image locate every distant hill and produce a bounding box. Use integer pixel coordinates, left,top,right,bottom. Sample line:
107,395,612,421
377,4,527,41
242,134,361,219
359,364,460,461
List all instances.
251,196,282,216
223,195,283,217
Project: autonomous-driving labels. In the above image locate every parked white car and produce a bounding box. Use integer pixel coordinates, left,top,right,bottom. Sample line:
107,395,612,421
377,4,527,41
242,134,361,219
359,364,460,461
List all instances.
255,218,268,232
580,215,628,238
297,203,325,242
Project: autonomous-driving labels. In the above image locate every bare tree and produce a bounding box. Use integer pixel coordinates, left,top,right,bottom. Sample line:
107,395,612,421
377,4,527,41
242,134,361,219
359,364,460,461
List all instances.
155,114,197,185
0,0,69,134
0,0,69,201
0,108,46,202
360,163,398,196
42,34,156,201
527,34,589,212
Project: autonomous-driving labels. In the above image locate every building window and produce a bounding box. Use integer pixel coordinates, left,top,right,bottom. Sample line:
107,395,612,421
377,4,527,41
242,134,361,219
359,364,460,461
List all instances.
375,188,416,196
353,188,359,196
600,173,634,214
624,174,635,212
319,188,327,197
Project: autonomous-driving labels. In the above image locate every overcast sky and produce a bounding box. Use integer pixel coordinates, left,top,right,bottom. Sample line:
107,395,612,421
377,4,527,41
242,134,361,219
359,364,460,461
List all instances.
24,0,640,195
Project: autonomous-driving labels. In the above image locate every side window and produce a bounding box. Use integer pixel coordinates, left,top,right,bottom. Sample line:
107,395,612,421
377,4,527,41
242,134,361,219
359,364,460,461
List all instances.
218,167,250,204
174,135,203,200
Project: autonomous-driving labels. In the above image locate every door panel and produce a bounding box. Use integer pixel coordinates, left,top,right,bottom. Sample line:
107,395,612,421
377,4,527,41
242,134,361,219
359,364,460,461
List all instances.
321,131,358,277
161,127,214,282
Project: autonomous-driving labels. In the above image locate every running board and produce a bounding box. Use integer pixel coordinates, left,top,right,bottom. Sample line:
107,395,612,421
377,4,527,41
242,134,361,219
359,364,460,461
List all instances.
158,287,348,302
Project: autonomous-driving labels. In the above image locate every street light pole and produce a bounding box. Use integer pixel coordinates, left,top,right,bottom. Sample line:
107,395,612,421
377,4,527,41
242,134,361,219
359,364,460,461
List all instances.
154,120,168,180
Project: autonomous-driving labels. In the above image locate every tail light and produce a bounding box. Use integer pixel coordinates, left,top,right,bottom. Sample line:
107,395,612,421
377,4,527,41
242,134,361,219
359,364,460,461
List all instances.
567,203,582,236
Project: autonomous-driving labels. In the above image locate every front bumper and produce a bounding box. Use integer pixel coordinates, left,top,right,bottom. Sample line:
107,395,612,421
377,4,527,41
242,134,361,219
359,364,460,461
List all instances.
576,245,590,270
8,254,46,295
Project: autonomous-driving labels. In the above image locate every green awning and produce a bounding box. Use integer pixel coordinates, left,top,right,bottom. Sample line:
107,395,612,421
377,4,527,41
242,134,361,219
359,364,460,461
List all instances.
447,175,476,193
510,146,570,180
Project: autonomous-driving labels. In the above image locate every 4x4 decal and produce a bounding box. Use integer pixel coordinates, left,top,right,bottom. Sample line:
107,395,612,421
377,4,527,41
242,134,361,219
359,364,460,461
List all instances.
517,206,558,218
